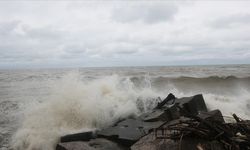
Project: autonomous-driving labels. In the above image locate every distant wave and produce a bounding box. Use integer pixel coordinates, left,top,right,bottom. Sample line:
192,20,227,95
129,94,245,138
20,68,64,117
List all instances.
130,75,250,92
131,75,250,82
156,75,250,81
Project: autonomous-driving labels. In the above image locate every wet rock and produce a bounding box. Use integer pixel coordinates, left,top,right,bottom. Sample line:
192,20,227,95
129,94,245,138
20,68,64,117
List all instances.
97,119,164,146
56,138,126,150
175,94,207,115
198,109,225,123
140,104,180,122
139,109,168,122
155,93,176,109
164,104,180,121
61,131,95,143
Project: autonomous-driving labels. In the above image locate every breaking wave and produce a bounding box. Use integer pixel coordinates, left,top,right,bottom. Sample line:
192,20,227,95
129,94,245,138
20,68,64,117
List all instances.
11,72,250,150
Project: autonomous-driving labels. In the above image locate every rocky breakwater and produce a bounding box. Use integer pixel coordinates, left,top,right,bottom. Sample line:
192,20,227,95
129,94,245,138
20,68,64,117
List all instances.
56,94,250,150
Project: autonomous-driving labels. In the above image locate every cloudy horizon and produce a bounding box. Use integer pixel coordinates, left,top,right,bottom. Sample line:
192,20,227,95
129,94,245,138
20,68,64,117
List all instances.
1,0,250,69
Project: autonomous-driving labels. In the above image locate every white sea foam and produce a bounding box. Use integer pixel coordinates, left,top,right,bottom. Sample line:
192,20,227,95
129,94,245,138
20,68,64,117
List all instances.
11,73,162,150
204,91,250,120
11,72,250,150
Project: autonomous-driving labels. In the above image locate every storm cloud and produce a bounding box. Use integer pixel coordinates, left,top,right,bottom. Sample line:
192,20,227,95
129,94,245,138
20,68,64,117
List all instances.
111,2,178,23
0,1,250,68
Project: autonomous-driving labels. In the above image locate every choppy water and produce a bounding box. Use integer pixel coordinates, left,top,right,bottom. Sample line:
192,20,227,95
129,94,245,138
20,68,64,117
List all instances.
0,65,250,150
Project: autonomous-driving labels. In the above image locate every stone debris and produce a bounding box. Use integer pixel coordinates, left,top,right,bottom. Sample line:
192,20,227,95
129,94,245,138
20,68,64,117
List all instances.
155,93,176,109
97,119,164,145
197,109,225,123
175,94,207,116
140,104,180,122
56,138,126,150
56,93,250,150
61,131,95,143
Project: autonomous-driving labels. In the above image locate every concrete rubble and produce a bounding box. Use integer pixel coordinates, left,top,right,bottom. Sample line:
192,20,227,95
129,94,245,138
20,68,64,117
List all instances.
56,94,250,150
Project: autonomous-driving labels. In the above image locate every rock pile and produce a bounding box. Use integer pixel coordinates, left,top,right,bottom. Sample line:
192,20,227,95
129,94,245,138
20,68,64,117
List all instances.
56,94,250,150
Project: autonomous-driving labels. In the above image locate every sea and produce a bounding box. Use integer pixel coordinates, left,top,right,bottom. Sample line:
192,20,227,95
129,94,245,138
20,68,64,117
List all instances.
0,64,250,150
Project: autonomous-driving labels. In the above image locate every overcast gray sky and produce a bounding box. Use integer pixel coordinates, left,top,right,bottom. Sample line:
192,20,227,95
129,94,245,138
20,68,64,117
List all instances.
0,0,250,69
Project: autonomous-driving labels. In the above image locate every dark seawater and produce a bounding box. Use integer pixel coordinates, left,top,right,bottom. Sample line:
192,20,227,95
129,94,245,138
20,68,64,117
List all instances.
0,65,250,150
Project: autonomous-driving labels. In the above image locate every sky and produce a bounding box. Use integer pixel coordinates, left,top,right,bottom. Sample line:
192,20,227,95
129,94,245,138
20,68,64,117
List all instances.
0,0,250,69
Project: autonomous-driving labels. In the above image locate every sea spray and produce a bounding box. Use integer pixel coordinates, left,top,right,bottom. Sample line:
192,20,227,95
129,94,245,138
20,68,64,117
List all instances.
204,91,250,120
11,73,162,150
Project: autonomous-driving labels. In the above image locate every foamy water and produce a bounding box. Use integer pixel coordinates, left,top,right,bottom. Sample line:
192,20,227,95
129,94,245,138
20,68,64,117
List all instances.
0,65,250,150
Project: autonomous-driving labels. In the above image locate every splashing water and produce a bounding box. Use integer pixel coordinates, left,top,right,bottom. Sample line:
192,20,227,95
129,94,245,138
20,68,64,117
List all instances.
4,66,250,150
11,73,162,150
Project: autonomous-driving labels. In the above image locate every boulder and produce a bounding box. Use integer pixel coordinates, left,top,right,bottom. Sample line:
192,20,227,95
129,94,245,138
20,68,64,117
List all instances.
97,119,164,146
139,104,180,122
155,93,176,109
61,131,95,143
198,109,225,123
175,94,207,116
56,138,126,150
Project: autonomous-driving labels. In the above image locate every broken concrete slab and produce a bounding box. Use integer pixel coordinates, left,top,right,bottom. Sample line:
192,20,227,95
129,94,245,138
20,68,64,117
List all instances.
139,104,179,122
139,109,169,122
175,94,207,115
155,93,176,109
198,109,225,123
97,119,164,145
60,131,95,143
56,138,126,150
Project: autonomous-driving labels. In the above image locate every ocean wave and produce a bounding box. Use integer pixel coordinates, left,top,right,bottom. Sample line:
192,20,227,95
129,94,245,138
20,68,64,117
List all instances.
11,73,161,150
131,75,250,83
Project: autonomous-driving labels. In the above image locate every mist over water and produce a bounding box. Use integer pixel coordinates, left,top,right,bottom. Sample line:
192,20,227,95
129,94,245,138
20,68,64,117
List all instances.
0,65,250,150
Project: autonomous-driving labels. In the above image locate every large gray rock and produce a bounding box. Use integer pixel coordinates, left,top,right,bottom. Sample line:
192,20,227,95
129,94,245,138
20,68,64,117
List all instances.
198,109,225,123
56,138,126,150
155,93,176,109
60,131,95,143
175,94,207,115
139,104,180,122
97,119,164,145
